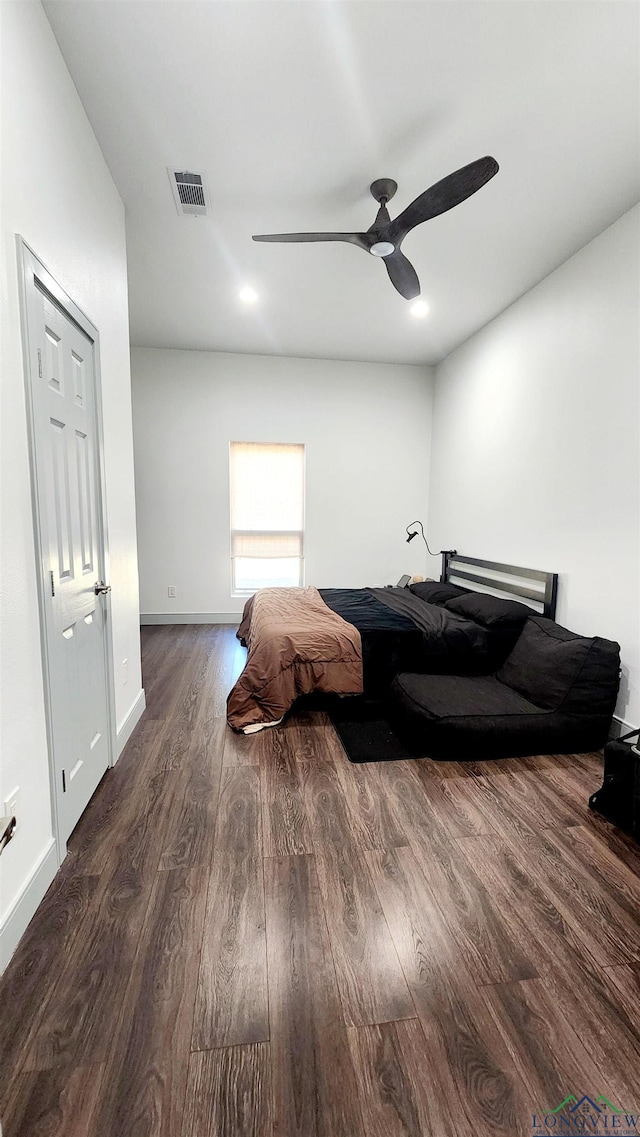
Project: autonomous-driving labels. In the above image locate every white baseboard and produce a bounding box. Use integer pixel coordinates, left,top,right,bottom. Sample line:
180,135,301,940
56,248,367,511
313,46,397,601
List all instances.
116,687,146,757
0,687,147,975
140,613,240,625
0,837,58,972
610,714,639,740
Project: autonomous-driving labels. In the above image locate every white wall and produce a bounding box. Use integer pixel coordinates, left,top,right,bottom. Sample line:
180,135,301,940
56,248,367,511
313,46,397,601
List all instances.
131,349,434,618
428,205,640,727
0,1,143,967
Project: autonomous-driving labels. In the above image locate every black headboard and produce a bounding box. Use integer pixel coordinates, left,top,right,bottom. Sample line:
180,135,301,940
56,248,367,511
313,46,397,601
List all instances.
441,552,558,620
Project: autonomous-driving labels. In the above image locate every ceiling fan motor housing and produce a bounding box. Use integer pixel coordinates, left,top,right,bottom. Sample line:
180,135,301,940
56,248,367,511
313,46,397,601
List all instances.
370,178,398,204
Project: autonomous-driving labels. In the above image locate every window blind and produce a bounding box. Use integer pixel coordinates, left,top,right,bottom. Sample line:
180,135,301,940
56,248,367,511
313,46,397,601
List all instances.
229,442,305,590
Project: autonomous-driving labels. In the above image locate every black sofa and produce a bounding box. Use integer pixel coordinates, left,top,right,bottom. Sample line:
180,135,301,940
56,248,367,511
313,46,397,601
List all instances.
389,614,620,760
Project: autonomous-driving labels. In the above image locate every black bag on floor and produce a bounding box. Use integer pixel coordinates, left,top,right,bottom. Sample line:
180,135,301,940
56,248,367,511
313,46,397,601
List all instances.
589,728,640,838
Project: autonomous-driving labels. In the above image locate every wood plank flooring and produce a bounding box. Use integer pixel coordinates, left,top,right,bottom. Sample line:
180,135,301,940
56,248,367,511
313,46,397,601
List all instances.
1,623,639,1136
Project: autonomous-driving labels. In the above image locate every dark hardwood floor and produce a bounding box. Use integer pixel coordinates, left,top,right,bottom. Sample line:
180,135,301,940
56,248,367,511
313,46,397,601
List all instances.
1,623,639,1136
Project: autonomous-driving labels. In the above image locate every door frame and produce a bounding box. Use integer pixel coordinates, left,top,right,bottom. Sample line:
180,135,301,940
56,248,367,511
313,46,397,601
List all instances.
16,237,117,863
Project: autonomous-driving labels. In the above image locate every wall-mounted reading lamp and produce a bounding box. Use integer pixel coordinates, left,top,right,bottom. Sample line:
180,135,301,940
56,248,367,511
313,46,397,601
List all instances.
406,520,456,559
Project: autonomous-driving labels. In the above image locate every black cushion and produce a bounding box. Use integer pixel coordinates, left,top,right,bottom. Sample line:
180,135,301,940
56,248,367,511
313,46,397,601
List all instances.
395,672,542,719
445,592,533,627
390,669,614,760
561,637,620,716
511,617,620,716
497,617,620,714
409,581,468,606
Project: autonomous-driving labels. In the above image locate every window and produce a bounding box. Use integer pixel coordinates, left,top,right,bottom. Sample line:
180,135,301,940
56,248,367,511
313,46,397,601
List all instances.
230,442,305,593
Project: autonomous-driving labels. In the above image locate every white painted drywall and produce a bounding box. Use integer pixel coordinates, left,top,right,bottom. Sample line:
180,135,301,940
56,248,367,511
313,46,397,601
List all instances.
428,205,640,727
0,1,142,964
131,349,434,617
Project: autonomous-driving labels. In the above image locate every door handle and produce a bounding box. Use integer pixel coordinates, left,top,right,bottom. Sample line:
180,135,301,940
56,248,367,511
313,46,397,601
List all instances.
1,815,16,855
94,581,111,596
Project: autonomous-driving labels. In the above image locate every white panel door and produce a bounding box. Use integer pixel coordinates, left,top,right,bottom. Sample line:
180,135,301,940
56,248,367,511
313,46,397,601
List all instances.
24,264,112,843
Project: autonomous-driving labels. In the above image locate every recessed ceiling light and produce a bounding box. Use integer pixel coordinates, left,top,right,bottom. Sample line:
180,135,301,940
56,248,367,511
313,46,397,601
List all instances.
239,286,258,304
410,299,429,318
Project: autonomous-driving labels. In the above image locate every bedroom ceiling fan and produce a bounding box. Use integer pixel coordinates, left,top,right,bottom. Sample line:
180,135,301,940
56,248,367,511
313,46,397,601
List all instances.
252,156,499,301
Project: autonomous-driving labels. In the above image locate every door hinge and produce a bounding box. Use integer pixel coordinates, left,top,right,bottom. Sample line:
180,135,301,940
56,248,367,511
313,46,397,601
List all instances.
37,349,42,378
62,770,66,793
50,570,55,597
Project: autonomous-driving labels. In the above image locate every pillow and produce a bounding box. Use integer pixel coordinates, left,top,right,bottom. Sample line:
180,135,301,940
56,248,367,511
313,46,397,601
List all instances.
409,581,469,606
444,592,533,627
497,618,591,709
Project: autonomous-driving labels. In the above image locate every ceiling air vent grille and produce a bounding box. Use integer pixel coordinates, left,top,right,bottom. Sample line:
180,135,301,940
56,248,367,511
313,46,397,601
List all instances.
169,169,209,217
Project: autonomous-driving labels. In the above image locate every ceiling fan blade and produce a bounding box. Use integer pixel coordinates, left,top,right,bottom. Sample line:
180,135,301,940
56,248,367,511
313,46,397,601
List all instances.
383,250,420,300
389,156,499,244
252,231,368,249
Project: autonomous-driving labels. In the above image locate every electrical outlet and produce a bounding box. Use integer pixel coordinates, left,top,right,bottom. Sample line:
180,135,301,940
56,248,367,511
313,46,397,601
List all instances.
168,585,177,598
3,786,19,827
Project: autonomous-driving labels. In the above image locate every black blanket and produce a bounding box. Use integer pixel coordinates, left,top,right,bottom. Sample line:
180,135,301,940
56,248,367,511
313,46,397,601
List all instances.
368,587,488,655
319,588,422,693
319,587,489,694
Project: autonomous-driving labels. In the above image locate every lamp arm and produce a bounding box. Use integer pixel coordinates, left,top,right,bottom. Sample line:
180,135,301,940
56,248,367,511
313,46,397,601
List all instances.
405,520,456,559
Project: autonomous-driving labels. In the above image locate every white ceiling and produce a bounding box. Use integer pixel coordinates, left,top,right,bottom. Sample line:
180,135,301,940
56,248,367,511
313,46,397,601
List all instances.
44,1,639,366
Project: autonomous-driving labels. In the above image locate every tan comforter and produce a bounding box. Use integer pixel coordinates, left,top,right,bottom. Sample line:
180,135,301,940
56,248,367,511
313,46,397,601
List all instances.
227,587,363,732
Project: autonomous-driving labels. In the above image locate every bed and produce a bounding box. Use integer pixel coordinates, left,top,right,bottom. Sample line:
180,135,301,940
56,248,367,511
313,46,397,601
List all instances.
226,554,558,733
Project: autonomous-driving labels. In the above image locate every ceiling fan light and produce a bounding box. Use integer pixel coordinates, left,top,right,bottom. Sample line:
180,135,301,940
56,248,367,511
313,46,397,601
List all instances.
410,299,429,318
370,241,395,257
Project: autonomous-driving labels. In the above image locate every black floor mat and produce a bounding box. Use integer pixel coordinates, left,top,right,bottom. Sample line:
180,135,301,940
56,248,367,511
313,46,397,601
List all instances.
327,698,424,763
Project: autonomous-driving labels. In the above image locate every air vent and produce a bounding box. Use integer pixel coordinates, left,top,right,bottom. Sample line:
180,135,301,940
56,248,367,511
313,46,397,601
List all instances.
168,169,209,217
